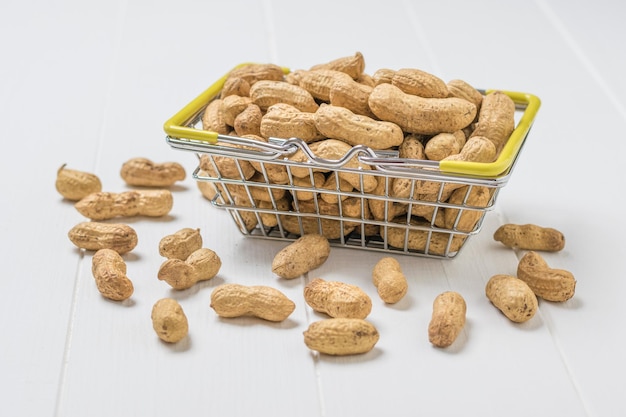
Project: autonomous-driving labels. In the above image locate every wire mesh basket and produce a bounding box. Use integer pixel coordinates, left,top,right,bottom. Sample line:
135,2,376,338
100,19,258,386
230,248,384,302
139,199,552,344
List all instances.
164,64,541,259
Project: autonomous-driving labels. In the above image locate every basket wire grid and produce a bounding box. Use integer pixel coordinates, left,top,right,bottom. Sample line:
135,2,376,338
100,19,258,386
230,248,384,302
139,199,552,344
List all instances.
164,66,540,259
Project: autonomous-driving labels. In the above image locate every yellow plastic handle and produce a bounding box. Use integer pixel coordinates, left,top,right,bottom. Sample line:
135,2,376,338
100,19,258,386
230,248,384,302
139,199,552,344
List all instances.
439,90,541,177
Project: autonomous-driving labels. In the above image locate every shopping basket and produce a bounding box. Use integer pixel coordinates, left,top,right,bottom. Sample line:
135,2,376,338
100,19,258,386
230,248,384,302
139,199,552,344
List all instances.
163,64,540,259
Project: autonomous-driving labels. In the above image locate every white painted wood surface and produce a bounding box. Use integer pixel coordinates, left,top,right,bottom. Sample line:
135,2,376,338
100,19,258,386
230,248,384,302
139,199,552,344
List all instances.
1,0,624,416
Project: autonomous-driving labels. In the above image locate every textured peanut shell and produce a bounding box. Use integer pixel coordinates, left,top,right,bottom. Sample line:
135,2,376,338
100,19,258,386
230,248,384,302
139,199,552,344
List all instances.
447,79,483,112
517,251,576,302
278,215,356,240
391,68,449,98
260,103,324,142
443,136,496,163
428,291,466,347
304,278,372,319
385,221,466,255
372,257,408,304
55,164,102,201
120,158,186,187
75,190,173,220
151,298,189,343
309,52,365,80
226,63,285,86
271,234,330,279
286,69,352,101
486,274,538,323
159,228,203,260
424,131,466,161
221,76,250,98
233,103,263,137
68,222,138,254
372,68,396,85
368,83,476,135
328,77,376,118
469,90,516,153
201,98,230,134
444,185,492,232
220,95,252,126
250,80,319,112
158,248,221,290
494,224,565,252
303,318,379,356
210,284,295,322
91,249,134,301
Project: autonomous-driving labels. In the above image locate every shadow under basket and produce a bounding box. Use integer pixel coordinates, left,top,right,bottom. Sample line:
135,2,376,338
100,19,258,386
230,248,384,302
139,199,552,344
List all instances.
163,64,541,259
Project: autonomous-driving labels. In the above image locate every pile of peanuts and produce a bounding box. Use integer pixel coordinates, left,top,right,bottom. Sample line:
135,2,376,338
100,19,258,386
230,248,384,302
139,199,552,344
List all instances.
196,52,517,254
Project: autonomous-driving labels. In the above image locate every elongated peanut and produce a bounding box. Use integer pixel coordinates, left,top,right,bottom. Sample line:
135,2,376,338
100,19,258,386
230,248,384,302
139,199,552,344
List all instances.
201,98,230,133
260,103,324,142
309,52,365,80
314,104,403,150
372,257,408,304
210,283,295,322
250,80,319,112
328,76,376,118
303,318,379,356
369,83,477,135
493,223,565,252
391,68,449,98
304,278,372,319
159,228,203,260
55,164,102,201
91,248,134,301
428,291,466,347
151,298,188,343
75,190,173,220
447,79,483,112
486,274,538,323
226,63,285,85
271,233,330,279
469,90,516,153
221,76,250,98
120,157,186,187
68,221,138,254
517,251,576,302
444,185,492,232
286,69,352,101
158,248,221,290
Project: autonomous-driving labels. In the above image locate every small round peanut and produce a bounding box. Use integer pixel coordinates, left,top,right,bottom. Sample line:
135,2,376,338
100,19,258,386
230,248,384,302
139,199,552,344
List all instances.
91,249,134,301
159,228,203,260
120,158,186,187
486,274,538,323
151,298,189,343
210,283,295,322
428,291,466,348
158,248,221,290
68,221,138,254
75,190,173,220
303,318,379,356
304,278,372,319
372,257,408,304
55,164,102,201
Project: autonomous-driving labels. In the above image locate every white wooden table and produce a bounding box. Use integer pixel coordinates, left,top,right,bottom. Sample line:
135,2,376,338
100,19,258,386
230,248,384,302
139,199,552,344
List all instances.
2,1,624,416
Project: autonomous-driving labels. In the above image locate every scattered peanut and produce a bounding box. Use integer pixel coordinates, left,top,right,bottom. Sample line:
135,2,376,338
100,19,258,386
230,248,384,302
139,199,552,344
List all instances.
486,274,538,323
158,248,221,290
55,164,102,201
304,278,372,319
493,223,565,252
75,190,173,220
372,257,408,304
120,157,186,187
428,291,466,348
303,318,379,356
271,233,330,279
517,251,576,302
91,248,134,301
159,228,203,260
210,283,295,322
68,221,138,254
151,298,189,343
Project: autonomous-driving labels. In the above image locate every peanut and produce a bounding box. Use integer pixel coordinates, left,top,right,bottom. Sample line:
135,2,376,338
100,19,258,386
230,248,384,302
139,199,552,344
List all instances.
159,228,203,260
372,68,395,85
424,130,466,161
120,157,186,187
225,63,285,86
328,76,376,118
446,79,483,113
220,76,250,98
486,274,538,323
443,135,496,163
428,291,466,348
278,215,356,240
210,283,295,322
75,190,173,220
368,83,477,135
220,95,252,126
233,103,263,136
372,257,408,304
517,251,576,302
55,164,102,201
260,103,324,142
158,248,221,290
151,298,189,343
314,103,404,150
91,248,134,301
250,80,319,112
286,69,352,102
303,318,379,356
385,219,465,256
391,68,449,98
443,185,492,232
469,90,516,153
309,52,365,80
68,221,138,254
304,278,372,319
271,233,330,279
201,98,230,134
493,223,565,252
291,172,326,201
